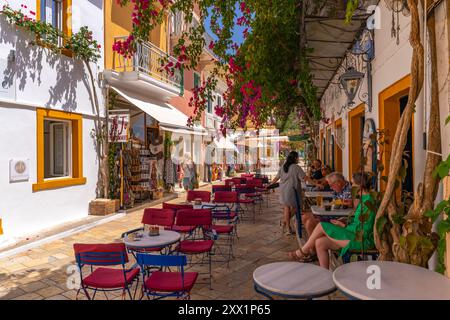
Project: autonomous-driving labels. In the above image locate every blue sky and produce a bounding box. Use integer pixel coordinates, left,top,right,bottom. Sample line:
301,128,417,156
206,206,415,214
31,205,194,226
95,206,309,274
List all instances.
204,4,246,46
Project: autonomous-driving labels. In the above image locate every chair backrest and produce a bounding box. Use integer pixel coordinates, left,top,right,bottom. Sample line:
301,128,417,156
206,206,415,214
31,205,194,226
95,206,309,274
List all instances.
241,173,254,178
187,190,211,202
235,185,256,195
293,187,302,239
212,185,231,193
246,178,263,188
224,179,234,186
142,208,175,227
136,253,187,268
162,202,193,211
73,243,128,266
176,209,212,227
232,177,246,184
213,191,238,203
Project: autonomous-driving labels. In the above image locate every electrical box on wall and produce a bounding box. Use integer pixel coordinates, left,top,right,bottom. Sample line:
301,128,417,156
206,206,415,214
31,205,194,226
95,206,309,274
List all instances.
9,158,30,183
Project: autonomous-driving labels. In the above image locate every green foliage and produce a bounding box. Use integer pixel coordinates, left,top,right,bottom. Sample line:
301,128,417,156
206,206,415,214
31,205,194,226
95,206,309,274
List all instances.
1,4,101,63
426,197,450,274
345,0,360,23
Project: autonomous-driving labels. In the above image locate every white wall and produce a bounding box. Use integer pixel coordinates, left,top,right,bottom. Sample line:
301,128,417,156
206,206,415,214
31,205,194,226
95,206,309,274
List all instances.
320,0,450,205
0,0,105,241
319,1,434,191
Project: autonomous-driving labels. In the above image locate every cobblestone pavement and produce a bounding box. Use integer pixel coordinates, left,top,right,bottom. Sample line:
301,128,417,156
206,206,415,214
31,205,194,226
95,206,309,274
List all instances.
0,186,345,300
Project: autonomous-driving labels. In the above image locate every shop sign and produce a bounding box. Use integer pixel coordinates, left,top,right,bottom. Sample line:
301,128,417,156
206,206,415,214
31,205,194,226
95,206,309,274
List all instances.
108,112,130,142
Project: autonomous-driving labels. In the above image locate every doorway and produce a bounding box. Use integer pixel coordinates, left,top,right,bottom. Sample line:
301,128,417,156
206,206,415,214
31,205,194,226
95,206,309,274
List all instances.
348,104,365,179
379,75,413,195
399,95,414,195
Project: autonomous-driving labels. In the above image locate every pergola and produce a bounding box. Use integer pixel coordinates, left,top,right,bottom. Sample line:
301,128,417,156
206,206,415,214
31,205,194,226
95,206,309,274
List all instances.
304,0,379,100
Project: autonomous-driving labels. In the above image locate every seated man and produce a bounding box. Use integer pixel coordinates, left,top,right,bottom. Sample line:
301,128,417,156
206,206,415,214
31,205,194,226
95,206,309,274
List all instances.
304,159,324,186
302,172,353,237
311,165,332,191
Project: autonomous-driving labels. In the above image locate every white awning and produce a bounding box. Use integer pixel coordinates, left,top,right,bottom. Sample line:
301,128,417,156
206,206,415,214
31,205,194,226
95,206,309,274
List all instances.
212,136,238,152
111,87,206,134
159,125,207,136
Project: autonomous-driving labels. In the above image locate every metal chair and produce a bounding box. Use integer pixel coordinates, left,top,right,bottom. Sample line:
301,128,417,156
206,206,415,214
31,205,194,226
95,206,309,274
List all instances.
136,253,197,300
73,243,140,300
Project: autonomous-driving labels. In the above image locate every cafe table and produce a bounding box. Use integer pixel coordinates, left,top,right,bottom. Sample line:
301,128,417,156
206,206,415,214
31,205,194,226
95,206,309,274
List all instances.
253,262,336,300
123,229,181,253
310,205,353,219
304,191,334,198
333,260,450,300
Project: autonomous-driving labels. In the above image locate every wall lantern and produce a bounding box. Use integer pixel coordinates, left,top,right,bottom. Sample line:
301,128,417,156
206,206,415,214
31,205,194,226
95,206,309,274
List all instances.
339,67,365,106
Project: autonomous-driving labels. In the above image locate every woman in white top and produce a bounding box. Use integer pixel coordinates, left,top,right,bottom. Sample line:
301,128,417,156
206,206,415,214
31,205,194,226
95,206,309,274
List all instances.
270,151,306,235
182,153,195,191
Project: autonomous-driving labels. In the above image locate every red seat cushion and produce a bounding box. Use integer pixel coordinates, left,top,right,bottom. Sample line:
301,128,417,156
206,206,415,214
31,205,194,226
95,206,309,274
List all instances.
212,225,234,234
165,225,196,233
245,193,262,197
178,240,214,253
144,271,198,292
83,267,139,289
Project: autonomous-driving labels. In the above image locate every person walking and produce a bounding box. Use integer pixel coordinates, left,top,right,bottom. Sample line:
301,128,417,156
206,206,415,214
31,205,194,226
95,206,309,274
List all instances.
270,151,306,235
182,153,195,191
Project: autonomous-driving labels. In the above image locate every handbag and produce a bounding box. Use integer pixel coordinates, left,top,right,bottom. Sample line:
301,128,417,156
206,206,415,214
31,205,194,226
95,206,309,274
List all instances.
267,182,280,190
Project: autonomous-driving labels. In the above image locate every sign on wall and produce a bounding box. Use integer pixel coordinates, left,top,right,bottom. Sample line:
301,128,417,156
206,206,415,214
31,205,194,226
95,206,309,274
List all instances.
108,112,130,143
9,158,30,182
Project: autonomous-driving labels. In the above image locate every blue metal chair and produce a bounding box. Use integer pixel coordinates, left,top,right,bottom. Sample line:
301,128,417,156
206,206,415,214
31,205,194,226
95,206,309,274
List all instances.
293,187,302,239
73,243,140,300
136,253,198,300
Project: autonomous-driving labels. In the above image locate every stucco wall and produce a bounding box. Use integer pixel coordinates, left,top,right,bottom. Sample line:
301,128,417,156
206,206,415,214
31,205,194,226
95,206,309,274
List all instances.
0,0,104,241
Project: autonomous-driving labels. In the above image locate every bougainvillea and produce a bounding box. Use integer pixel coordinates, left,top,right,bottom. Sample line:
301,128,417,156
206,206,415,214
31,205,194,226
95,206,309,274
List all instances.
114,0,324,134
1,4,101,63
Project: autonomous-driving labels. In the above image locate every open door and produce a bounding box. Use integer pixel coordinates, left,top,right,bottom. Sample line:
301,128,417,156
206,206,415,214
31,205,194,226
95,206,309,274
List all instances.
348,104,365,179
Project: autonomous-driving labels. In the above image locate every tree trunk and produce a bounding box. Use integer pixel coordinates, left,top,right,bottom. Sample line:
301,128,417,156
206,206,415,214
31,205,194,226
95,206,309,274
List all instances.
374,0,424,259
393,9,442,266
375,0,442,266
84,60,109,199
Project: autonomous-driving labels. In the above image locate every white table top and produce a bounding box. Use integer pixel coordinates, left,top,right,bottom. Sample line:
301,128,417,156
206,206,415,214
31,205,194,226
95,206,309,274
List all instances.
333,261,450,300
311,205,353,217
193,202,232,210
123,229,180,249
253,262,336,299
305,191,334,198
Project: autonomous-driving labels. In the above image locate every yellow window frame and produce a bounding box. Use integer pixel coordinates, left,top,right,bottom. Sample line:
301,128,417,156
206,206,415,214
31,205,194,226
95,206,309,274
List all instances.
36,0,73,37
33,108,86,192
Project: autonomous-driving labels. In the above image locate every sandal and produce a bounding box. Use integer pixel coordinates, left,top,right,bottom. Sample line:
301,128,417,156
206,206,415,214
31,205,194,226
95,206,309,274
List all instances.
287,248,317,263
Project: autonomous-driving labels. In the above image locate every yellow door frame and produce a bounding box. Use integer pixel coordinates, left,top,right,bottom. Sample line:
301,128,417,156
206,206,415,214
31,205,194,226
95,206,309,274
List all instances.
335,118,343,173
379,74,413,191
348,104,365,179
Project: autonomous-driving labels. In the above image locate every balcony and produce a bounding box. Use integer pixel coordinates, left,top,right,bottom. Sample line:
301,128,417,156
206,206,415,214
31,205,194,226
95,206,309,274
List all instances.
104,37,183,101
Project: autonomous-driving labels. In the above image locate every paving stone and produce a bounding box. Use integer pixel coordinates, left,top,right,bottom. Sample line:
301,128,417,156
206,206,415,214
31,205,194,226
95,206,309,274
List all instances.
0,186,347,300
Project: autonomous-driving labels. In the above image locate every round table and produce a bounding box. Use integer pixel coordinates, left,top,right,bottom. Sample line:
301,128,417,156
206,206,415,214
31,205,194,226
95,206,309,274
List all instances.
333,260,450,300
123,230,181,250
253,262,336,299
311,205,353,218
304,191,334,198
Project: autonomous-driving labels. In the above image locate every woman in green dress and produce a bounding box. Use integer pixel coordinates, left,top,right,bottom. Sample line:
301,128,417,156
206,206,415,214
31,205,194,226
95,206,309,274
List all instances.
288,172,376,269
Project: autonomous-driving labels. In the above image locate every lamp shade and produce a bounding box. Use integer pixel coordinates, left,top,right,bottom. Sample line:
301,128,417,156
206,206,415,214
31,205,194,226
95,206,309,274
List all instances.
340,67,365,106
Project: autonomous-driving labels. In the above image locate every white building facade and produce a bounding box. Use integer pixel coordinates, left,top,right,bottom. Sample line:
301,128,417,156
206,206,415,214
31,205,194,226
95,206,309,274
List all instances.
0,0,105,244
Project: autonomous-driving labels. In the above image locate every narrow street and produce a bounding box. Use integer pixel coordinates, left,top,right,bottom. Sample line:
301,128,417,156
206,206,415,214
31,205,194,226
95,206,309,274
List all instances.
0,186,345,300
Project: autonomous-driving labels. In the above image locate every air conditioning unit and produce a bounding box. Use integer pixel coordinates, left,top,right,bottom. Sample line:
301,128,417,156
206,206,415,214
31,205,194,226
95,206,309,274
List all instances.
9,158,30,183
